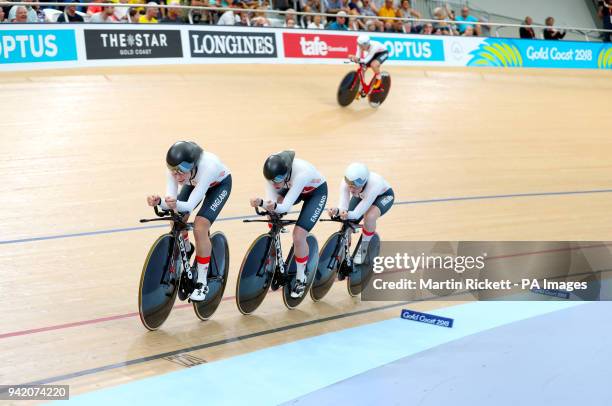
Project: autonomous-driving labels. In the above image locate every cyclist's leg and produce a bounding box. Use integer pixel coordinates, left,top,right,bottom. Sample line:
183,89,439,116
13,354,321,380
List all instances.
355,188,394,263
191,175,232,298
369,51,389,90
364,187,395,234
293,183,328,294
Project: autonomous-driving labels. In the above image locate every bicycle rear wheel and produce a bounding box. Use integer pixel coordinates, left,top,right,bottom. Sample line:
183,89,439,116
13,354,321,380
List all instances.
348,234,381,297
193,232,230,321
284,234,319,309
368,72,391,108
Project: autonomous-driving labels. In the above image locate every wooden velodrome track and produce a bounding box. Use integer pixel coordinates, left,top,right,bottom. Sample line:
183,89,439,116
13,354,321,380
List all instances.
0,64,611,401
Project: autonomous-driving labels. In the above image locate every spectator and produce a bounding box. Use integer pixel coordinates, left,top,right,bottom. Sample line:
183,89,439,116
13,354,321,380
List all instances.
396,0,421,33
217,10,235,25
0,8,5,22
114,0,131,22
56,5,85,22
325,0,344,14
361,0,384,31
361,0,378,15
390,19,405,32
235,11,249,25
250,7,270,26
91,5,119,22
283,8,299,27
307,13,325,29
29,0,44,22
420,22,433,34
519,16,535,39
87,0,104,16
11,6,28,22
543,16,566,40
190,0,212,24
128,8,139,22
138,2,159,22
300,0,321,25
598,0,612,42
132,0,149,16
462,25,474,36
370,0,384,11
396,0,419,18
365,17,378,31
9,2,39,22
445,3,455,19
346,1,365,30
217,0,237,25
455,6,480,36
432,6,457,35
347,15,360,30
378,0,396,32
161,1,181,22
327,10,348,30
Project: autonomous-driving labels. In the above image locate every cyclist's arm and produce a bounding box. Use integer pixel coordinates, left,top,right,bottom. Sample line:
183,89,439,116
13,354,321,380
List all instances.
359,48,374,65
176,172,214,213
274,176,308,214
348,188,378,220
160,171,178,210
338,181,350,211
265,182,280,202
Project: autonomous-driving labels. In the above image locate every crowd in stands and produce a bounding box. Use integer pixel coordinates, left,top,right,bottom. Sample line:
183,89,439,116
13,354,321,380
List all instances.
0,0,610,42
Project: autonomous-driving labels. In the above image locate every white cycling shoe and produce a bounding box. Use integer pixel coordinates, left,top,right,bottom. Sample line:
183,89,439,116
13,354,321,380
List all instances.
353,243,369,265
190,283,209,302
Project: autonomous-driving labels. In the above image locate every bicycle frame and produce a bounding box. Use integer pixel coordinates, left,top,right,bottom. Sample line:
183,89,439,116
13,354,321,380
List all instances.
141,206,194,282
245,207,296,279
273,232,286,275
352,63,377,97
175,227,193,280
321,218,361,271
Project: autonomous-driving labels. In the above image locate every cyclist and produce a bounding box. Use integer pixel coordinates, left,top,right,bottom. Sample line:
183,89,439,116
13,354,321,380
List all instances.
250,150,327,298
348,34,389,92
147,141,232,302
327,162,394,264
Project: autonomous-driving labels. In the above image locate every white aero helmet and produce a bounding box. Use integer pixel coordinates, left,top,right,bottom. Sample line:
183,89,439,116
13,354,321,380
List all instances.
357,34,370,47
344,162,369,188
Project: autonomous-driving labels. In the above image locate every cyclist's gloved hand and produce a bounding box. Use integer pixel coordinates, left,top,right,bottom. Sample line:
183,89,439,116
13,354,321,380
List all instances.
328,207,339,218
147,195,161,207
250,197,263,208
165,196,177,210
264,200,277,212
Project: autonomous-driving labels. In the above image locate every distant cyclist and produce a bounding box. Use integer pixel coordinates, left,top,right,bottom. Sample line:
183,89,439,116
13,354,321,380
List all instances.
250,151,327,298
348,34,389,92
327,163,394,264
147,141,232,302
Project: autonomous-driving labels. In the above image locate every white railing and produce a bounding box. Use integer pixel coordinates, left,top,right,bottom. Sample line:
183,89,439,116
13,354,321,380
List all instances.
1,1,611,41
